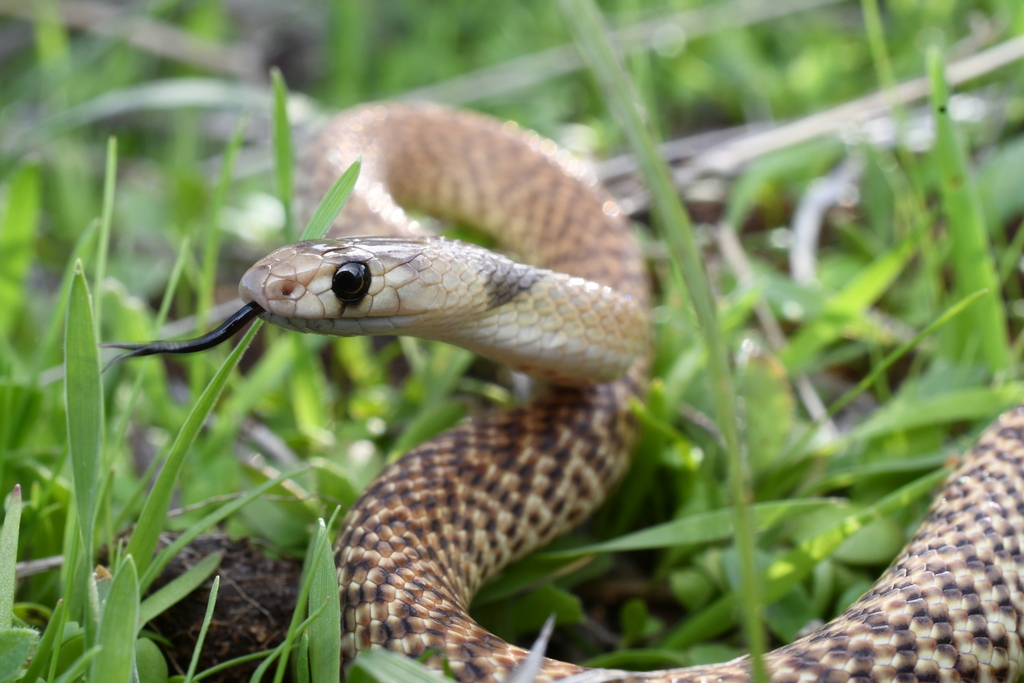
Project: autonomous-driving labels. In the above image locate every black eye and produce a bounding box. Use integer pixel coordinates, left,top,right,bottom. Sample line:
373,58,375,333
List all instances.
332,262,371,303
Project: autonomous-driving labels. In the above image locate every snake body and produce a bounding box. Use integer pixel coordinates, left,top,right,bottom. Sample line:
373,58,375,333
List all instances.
236,103,1024,683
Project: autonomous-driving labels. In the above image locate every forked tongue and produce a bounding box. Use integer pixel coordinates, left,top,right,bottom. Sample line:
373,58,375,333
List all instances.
100,301,264,371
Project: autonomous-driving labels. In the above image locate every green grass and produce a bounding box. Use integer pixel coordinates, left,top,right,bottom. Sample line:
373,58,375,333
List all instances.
3,1,1024,682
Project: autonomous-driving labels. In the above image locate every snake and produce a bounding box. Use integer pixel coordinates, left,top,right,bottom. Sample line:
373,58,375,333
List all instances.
105,103,1024,683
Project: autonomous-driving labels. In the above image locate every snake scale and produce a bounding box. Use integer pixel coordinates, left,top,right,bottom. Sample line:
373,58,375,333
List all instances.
112,103,1024,683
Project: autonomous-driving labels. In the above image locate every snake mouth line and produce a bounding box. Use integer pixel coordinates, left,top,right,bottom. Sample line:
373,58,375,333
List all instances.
100,301,265,371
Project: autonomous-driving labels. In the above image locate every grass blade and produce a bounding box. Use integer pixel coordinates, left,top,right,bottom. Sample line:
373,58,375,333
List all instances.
189,650,274,681
761,467,950,598
308,520,341,683
386,400,466,462
858,0,897,93
91,555,139,683
92,136,117,328
287,335,333,447
350,649,447,682
927,46,1009,372
546,498,839,557
65,263,103,559
125,320,262,579
0,485,21,630
299,160,361,241
250,646,283,682
845,384,1024,445
273,513,338,683
297,633,311,683
271,67,295,241
48,539,79,683
184,576,220,683
111,235,194,531
256,600,334,682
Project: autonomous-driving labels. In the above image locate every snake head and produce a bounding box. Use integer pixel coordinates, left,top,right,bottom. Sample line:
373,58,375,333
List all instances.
238,236,503,335
239,235,647,385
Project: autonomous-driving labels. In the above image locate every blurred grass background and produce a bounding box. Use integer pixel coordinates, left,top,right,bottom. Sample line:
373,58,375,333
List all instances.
3,0,1024,681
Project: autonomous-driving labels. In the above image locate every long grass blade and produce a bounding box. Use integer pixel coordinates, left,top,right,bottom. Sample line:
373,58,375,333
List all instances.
271,67,295,241
92,136,117,328
556,0,764,677
91,555,139,683
272,515,336,683
927,46,1009,372
0,485,21,630
111,236,193,531
308,520,341,683
189,649,274,681
64,264,103,560
846,384,1024,445
546,498,839,557
350,649,448,682
827,289,986,418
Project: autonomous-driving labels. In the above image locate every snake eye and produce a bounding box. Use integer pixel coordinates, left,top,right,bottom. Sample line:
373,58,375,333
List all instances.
332,262,371,303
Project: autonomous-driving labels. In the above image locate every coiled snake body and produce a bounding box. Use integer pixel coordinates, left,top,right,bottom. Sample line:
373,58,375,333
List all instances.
118,103,1024,682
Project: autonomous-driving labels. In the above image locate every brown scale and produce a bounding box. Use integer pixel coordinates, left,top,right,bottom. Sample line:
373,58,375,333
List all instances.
298,102,1024,683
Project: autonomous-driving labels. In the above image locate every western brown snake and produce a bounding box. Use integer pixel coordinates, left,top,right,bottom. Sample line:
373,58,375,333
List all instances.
111,103,1024,683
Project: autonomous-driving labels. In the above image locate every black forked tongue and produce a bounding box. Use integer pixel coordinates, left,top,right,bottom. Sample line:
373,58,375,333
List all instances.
100,301,264,372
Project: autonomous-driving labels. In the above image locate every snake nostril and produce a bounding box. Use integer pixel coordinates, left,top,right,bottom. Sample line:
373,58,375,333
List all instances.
265,278,304,301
